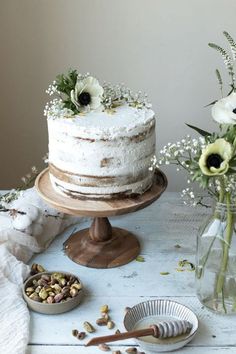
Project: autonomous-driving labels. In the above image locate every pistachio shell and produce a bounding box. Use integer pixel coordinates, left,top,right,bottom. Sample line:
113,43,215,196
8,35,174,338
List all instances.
83,321,95,333
46,296,54,303
54,293,64,303
100,305,109,313
96,317,108,326
36,264,45,273
107,321,114,329
29,293,41,302
78,331,86,340
39,289,49,300
70,288,78,297
35,286,42,294
26,287,34,294
71,283,82,290
72,329,79,337
98,343,110,351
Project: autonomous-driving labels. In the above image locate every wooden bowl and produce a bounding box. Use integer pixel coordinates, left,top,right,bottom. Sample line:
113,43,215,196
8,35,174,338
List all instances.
23,271,83,314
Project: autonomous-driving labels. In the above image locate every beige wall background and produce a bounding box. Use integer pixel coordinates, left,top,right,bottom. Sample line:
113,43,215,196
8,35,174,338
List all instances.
0,0,236,191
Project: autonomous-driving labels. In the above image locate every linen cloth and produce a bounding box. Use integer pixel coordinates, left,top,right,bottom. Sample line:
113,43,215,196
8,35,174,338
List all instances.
0,187,79,354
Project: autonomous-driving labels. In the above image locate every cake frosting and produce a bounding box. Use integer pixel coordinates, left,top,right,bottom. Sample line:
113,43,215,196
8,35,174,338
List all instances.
45,70,156,199
48,105,156,199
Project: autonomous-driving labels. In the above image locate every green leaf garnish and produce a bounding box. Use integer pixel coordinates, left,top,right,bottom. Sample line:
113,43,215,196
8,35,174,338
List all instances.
136,255,145,262
186,123,211,137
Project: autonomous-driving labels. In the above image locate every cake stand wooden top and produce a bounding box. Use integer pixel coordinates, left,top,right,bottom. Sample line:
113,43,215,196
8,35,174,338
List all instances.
35,168,167,217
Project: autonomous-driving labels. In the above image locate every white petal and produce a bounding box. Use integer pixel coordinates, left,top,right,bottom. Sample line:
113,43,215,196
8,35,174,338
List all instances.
90,96,102,110
212,92,236,124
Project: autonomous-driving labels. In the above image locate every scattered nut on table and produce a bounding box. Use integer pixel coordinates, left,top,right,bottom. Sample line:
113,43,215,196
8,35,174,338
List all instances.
96,317,108,326
102,312,110,320
72,329,79,337
98,343,111,351
30,263,45,275
107,320,115,329
100,305,109,313
72,329,86,340
83,321,95,333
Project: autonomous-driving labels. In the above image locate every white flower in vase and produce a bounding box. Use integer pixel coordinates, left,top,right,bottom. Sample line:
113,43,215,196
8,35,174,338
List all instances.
212,91,236,124
199,138,233,176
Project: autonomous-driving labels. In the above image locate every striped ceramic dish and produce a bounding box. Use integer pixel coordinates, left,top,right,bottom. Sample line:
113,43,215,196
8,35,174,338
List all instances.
123,299,198,352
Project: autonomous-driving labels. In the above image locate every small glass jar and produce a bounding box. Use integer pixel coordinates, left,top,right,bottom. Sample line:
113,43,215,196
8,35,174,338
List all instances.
196,202,236,314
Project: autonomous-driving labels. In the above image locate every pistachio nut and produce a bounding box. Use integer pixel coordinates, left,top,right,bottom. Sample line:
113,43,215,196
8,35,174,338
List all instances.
107,320,114,329
35,286,42,294
26,287,34,294
71,283,82,290
72,329,79,337
47,296,54,304
83,321,95,333
96,317,108,326
70,288,78,298
37,264,45,273
98,343,110,351
78,331,86,340
54,293,64,303
102,313,110,320
100,304,109,313
39,289,48,300
59,278,67,287
29,293,41,302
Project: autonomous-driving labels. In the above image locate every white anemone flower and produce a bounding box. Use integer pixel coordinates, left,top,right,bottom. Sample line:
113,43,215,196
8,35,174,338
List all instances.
212,91,236,124
70,76,104,112
199,138,233,176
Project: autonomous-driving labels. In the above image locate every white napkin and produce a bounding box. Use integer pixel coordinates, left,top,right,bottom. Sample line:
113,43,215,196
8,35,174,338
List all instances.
0,187,79,354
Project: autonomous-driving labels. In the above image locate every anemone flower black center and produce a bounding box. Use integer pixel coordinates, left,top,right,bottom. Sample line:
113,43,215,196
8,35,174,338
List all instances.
78,92,91,106
233,108,236,114
206,154,223,169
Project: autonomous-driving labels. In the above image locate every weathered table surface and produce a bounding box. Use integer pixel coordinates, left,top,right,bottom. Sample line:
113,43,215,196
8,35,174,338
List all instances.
26,192,236,354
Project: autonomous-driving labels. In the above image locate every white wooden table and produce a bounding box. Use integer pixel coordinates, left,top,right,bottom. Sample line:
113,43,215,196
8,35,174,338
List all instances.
26,192,236,354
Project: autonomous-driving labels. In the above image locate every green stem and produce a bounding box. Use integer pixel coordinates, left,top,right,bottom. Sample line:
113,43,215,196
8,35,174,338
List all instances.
197,235,217,279
197,177,225,280
216,193,234,313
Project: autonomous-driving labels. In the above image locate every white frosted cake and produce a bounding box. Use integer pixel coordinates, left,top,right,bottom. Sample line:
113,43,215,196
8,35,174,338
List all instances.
45,71,156,199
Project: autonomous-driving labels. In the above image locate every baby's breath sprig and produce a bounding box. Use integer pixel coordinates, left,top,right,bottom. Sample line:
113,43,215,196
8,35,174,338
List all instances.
155,127,236,207
102,82,151,111
45,69,152,119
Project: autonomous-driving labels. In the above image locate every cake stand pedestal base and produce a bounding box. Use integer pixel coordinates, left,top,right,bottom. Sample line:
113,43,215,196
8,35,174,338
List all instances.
35,168,167,269
63,217,140,268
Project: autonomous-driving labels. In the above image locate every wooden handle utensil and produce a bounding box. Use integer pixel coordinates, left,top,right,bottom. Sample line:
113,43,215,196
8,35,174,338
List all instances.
86,320,192,346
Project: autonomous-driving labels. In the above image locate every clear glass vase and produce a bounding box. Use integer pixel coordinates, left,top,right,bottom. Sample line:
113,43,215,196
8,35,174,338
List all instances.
196,202,236,314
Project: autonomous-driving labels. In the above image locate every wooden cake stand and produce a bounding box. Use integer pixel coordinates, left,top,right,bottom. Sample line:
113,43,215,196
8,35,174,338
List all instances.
35,168,167,269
